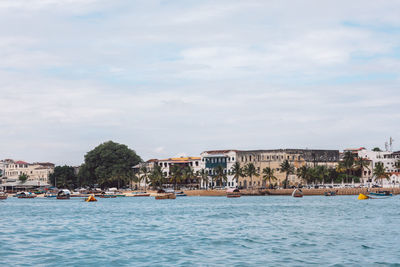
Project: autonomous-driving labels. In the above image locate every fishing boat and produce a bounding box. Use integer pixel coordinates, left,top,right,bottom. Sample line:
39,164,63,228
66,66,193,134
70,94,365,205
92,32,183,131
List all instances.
16,192,36,199
226,188,241,198
57,189,71,199
324,191,337,196
99,192,117,198
292,188,303,198
0,192,8,200
45,192,57,198
368,191,392,199
155,189,176,200
155,193,176,200
175,191,187,197
132,192,150,197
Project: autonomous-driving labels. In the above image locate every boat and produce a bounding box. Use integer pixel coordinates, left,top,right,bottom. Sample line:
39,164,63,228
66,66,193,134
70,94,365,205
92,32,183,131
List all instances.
99,192,117,198
57,189,71,199
324,191,337,196
226,188,241,198
132,192,150,197
16,192,37,199
368,191,392,199
175,191,187,197
155,193,176,200
292,188,303,198
85,195,97,202
0,192,8,200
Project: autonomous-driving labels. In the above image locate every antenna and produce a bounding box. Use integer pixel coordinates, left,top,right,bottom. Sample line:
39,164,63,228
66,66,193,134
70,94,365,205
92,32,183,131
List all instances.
385,141,389,152
390,137,394,152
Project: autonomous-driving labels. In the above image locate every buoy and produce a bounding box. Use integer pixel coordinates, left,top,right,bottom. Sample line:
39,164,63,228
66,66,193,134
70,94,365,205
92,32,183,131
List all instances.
86,195,97,202
358,193,369,200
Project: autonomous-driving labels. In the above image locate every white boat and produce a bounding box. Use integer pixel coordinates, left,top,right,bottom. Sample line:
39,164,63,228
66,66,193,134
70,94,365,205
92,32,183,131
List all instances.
292,188,303,198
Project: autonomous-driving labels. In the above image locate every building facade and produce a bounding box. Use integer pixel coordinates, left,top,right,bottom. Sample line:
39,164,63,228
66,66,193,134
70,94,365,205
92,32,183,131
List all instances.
2,160,54,185
236,149,339,188
200,150,238,188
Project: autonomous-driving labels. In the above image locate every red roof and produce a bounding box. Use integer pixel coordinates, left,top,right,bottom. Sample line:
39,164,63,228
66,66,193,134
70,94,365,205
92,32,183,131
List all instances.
15,161,28,164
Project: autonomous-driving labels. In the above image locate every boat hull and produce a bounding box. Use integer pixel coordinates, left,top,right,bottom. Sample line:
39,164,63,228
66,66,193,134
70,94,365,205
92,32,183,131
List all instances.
132,194,150,197
0,196,7,200
56,196,70,199
155,194,176,200
227,193,241,198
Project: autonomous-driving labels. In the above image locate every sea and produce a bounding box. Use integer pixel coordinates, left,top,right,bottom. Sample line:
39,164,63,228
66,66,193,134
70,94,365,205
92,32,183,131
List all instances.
1,195,400,266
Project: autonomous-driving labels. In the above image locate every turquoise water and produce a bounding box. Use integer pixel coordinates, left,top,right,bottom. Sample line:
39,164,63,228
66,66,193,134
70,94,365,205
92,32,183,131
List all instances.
1,196,400,266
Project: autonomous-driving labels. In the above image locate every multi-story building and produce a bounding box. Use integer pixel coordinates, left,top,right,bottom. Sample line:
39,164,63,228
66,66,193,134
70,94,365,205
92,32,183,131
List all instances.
200,150,238,188
346,148,400,184
2,160,54,184
133,157,203,189
236,149,339,188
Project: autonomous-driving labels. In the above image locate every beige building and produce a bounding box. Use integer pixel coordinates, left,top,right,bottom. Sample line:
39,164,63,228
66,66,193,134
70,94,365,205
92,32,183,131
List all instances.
236,149,339,188
2,160,54,184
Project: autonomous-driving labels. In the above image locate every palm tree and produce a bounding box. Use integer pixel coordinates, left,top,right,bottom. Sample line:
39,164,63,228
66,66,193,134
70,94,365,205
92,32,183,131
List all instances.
148,164,165,189
297,165,311,185
198,169,209,189
354,156,370,182
140,166,149,191
230,162,243,188
342,151,355,183
373,162,389,186
262,167,277,189
315,165,329,184
280,160,294,189
243,163,259,189
214,165,227,188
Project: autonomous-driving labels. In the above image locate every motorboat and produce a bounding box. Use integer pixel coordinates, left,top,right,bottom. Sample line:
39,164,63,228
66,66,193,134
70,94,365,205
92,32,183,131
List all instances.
57,189,71,199
368,191,392,199
226,188,241,198
292,188,303,198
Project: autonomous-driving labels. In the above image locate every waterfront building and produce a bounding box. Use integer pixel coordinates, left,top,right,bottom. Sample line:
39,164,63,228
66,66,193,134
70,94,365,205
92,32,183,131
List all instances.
200,150,238,188
1,159,54,185
236,149,339,188
345,148,400,184
133,157,203,189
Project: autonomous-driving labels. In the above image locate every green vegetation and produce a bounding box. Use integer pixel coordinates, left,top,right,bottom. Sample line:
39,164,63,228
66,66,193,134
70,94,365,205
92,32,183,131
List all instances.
262,167,277,188
78,141,142,188
148,165,166,189
243,163,259,189
49,165,78,188
372,147,382,152
214,165,227,187
373,162,389,185
18,173,29,184
280,160,294,189
230,162,243,185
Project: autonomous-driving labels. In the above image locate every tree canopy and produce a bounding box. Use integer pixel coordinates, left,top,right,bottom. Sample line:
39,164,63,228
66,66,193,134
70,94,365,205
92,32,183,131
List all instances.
78,141,142,188
49,165,78,189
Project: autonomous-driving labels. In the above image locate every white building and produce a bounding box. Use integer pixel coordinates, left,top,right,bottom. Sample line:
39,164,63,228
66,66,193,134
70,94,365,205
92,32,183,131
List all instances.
200,150,238,189
2,159,54,185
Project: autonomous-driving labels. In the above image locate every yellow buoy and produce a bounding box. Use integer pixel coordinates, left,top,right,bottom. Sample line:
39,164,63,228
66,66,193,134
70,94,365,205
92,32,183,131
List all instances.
85,195,97,202
358,193,369,200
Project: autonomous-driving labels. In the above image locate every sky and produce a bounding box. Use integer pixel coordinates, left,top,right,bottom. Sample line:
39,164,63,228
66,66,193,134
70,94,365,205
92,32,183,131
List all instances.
0,0,399,165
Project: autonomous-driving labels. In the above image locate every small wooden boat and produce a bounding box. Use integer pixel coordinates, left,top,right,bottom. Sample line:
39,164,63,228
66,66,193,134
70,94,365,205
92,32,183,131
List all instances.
155,193,176,200
132,192,150,197
175,191,187,197
368,191,392,199
292,188,303,198
324,191,336,196
57,189,71,199
17,192,37,199
45,191,57,198
226,188,241,198
0,192,8,200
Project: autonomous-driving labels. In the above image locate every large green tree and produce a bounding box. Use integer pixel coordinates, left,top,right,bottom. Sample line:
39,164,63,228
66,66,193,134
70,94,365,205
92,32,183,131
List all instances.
49,165,78,189
79,141,142,188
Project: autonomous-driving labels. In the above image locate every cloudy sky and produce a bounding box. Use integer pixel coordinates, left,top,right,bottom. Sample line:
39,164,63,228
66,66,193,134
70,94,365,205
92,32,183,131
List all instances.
0,0,399,165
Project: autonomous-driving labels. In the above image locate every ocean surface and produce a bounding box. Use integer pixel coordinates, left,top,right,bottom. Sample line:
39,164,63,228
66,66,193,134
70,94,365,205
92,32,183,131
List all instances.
1,195,400,266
